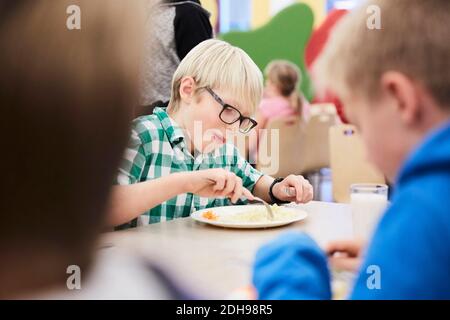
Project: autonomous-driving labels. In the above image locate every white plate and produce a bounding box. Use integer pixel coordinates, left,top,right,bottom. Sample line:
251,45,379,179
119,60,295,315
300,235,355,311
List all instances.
191,205,308,229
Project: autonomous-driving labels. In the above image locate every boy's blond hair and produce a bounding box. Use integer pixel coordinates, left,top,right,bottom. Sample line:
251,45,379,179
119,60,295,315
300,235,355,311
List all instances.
315,0,450,109
168,39,263,115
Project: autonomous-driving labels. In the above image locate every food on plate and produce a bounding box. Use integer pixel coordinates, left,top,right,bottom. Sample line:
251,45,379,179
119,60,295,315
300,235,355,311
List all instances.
203,205,297,223
202,210,218,221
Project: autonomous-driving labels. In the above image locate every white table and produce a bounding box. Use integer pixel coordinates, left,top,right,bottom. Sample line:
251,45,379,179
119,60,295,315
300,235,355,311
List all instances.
101,201,353,298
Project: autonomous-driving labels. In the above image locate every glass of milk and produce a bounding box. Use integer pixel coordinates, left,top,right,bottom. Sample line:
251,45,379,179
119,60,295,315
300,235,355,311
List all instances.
350,184,389,240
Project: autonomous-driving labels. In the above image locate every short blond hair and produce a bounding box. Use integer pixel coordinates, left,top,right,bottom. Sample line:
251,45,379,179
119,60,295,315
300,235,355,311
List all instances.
168,39,263,115
315,0,450,109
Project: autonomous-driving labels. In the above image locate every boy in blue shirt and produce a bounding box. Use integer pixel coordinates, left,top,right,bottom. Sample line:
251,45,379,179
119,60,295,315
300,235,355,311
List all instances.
253,0,450,299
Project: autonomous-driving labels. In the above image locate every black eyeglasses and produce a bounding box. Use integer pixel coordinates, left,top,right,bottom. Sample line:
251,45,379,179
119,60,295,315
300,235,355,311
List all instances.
205,87,257,134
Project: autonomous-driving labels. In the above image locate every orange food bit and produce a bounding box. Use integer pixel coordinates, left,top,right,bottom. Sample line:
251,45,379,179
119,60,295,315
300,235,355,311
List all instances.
202,210,218,220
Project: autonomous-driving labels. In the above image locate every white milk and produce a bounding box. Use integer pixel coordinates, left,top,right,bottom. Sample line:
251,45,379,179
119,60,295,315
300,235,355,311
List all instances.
351,193,388,239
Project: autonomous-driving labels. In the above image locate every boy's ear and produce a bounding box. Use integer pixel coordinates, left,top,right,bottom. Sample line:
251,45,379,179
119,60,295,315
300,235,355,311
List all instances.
179,76,196,104
380,71,420,125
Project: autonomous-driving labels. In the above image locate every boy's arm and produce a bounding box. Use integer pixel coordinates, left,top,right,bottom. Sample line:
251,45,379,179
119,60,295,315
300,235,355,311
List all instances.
113,122,166,226
109,169,255,227
109,173,189,227
252,175,274,202
253,232,332,300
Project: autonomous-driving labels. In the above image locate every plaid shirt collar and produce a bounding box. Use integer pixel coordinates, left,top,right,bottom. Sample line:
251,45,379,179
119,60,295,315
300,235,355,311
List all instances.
154,107,185,149
153,107,207,161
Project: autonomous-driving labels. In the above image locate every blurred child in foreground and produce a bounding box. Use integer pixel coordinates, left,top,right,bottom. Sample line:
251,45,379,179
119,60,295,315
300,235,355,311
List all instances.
253,0,450,300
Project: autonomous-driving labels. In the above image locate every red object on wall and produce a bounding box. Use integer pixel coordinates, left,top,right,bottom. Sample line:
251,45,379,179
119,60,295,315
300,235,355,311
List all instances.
305,9,349,123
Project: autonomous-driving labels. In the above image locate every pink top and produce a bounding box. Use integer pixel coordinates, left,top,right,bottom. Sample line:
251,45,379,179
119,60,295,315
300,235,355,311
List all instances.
259,96,296,120
259,96,310,122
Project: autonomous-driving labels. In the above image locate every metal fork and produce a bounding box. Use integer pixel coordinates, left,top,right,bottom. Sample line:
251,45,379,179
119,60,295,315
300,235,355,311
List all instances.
248,196,274,221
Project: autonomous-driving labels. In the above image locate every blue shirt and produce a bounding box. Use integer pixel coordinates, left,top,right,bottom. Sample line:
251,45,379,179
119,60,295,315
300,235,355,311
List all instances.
351,121,450,299
253,121,450,300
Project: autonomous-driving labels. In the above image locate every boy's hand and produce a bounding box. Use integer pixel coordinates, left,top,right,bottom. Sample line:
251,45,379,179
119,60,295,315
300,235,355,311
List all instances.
184,169,254,204
325,239,365,272
272,175,314,204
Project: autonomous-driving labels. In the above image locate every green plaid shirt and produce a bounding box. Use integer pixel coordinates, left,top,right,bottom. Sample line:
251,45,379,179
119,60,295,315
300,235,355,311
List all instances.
117,107,264,226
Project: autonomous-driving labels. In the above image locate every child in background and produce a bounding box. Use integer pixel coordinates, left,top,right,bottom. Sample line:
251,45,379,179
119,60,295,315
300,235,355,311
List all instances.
112,40,314,227
257,60,308,129
253,0,450,299
250,60,309,160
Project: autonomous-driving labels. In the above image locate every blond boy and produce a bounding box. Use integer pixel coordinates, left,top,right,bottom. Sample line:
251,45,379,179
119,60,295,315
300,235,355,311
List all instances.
111,40,313,226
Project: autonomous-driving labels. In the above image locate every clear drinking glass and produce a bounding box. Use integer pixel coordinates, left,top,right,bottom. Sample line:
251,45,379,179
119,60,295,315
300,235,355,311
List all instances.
350,184,389,239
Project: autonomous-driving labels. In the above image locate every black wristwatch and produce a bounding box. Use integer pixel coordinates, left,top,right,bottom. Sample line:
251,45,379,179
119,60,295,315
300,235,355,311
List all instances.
269,177,290,204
